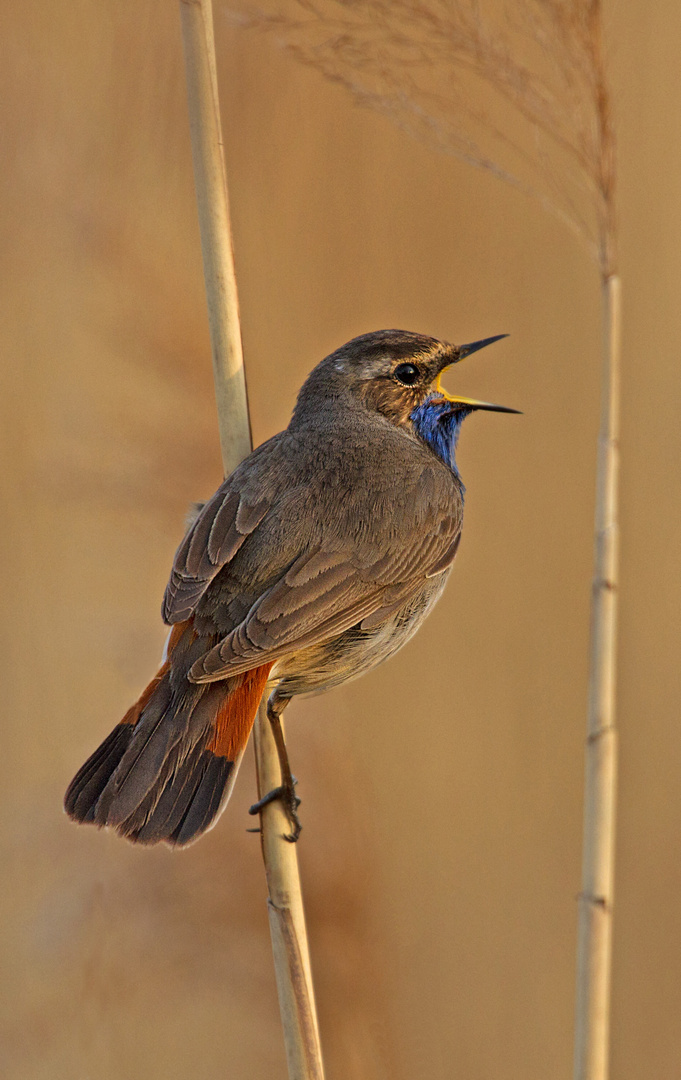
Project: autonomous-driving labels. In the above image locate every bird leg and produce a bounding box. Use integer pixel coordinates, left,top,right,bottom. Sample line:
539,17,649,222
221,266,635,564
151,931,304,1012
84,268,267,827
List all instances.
249,693,302,842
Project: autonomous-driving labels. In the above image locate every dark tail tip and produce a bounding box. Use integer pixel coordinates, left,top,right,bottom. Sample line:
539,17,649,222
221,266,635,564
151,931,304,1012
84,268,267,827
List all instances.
64,723,134,824
125,750,234,847
66,725,236,846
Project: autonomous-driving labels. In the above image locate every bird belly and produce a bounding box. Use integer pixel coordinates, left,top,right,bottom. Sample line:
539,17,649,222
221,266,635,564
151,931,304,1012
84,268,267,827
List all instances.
271,572,449,699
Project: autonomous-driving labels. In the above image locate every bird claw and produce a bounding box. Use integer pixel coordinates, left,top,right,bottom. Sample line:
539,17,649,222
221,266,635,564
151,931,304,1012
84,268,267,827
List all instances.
249,777,302,842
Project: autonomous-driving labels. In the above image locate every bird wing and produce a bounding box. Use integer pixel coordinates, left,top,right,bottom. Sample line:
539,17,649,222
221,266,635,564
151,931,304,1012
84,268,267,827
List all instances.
182,458,463,684
162,481,271,624
162,433,299,625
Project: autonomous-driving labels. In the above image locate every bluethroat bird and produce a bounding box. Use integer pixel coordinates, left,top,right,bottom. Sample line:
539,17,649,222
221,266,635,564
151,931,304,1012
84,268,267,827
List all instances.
65,330,517,844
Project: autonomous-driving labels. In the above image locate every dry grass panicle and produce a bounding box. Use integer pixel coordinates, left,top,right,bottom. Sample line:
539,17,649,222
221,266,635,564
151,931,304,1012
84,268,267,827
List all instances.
240,0,616,272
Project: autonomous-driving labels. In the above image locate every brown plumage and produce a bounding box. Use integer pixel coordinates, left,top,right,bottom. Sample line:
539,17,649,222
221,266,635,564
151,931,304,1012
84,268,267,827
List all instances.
65,329,514,845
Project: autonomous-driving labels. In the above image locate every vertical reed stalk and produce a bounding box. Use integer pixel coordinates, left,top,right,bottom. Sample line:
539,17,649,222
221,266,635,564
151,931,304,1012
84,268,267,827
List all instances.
254,700,325,1080
179,4,324,1076
245,5,623,1073
179,0,251,469
574,271,621,1080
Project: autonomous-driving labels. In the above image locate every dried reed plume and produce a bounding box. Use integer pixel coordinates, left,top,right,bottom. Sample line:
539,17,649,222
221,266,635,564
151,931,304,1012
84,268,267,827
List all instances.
241,0,616,275
243,2,620,1079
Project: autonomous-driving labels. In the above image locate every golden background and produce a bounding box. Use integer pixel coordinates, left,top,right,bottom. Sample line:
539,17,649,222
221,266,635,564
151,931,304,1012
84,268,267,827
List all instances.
2,2,680,1077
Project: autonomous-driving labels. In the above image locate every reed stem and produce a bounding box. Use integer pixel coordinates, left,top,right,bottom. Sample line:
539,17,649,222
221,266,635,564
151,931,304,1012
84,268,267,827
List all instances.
179,0,251,470
573,272,621,1080
254,701,324,1079
179,4,324,1076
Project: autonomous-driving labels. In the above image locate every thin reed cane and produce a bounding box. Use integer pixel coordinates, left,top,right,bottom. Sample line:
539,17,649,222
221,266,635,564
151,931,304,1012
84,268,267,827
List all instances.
574,271,621,1080
245,3,622,1076
178,3,324,1076
254,699,325,1080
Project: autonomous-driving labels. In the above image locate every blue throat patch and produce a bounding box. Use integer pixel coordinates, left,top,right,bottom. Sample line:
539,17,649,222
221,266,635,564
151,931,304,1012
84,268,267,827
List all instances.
410,395,471,478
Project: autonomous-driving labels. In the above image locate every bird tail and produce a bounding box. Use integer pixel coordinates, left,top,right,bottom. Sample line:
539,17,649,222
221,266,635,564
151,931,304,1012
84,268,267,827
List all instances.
64,621,273,846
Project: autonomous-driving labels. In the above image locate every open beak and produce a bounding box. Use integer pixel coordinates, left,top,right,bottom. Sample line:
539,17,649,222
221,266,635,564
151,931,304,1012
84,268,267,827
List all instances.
433,333,519,413
437,395,521,414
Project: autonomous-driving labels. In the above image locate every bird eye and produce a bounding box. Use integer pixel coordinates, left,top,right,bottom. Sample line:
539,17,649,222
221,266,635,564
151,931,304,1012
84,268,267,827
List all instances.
394,363,419,386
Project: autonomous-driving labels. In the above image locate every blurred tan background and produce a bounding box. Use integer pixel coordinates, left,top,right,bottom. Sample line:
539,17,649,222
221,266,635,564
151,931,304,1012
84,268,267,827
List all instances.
2,2,680,1077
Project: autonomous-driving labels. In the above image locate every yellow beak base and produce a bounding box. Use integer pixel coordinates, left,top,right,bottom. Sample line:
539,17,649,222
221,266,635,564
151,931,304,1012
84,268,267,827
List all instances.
432,374,520,414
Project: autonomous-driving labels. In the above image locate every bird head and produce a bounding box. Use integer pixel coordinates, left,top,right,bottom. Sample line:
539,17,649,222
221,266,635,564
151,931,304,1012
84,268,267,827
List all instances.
292,330,517,446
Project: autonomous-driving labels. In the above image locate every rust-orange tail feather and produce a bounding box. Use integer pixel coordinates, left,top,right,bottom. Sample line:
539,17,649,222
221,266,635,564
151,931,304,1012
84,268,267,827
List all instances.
64,620,273,846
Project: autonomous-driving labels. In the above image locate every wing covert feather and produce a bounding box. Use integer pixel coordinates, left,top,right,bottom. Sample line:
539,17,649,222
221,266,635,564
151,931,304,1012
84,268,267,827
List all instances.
162,485,270,624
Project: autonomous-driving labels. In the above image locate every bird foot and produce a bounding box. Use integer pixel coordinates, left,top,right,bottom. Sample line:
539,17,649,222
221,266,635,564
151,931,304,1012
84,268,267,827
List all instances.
249,777,302,843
